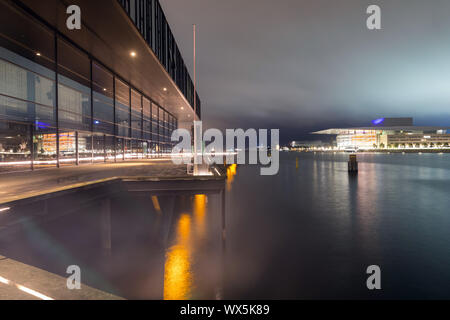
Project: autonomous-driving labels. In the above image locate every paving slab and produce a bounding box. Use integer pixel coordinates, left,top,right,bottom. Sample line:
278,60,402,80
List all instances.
0,255,123,300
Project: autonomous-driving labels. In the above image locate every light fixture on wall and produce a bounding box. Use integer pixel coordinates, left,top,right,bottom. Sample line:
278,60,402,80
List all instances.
130,51,136,57
36,52,41,56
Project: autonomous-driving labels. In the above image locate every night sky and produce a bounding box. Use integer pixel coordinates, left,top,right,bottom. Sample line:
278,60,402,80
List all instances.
161,0,450,143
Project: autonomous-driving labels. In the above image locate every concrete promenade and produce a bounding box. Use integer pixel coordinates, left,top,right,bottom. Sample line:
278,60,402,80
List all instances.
0,159,188,205
0,254,122,300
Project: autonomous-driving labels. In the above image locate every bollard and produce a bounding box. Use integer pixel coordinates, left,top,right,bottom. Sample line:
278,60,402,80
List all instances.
348,154,358,173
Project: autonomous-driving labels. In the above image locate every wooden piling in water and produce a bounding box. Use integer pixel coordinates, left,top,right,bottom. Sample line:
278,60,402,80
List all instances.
348,154,358,173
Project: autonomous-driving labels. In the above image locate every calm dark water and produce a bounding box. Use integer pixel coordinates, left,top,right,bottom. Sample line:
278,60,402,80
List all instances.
1,152,450,299
224,152,450,299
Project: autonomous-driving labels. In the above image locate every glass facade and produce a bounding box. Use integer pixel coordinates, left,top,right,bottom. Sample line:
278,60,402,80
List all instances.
0,1,180,172
118,0,201,119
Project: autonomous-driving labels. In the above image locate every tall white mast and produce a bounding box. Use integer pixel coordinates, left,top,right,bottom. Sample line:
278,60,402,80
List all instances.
193,24,198,175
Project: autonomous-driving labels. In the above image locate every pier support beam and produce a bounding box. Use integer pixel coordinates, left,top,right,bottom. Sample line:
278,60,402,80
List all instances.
221,189,226,253
160,196,175,247
100,198,112,257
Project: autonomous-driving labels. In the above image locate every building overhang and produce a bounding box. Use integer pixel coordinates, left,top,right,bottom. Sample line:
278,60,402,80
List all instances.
15,0,198,122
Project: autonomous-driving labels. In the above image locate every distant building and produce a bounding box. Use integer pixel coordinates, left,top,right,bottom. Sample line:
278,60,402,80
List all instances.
290,140,329,149
289,140,324,148
312,118,450,149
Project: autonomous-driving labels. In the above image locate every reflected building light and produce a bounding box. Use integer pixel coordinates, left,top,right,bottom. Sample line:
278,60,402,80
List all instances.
16,284,53,300
151,196,161,214
0,276,10,284
194,169,213,177
164,214,193,300
226,164,237,191
194,194,207,239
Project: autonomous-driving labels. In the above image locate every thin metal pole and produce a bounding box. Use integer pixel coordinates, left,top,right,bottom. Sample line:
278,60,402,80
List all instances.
114,136,117,163
90,60,94,133
113,75,117,163
101,197,112,257
222,188,226,253
141,95,144,159
55,32,60,168
90,59,94,164
193,24,198,175
104,134,106,163
129,86,132,140
75,131,79,165
30,123,34,171
193,24,196,118
150,101,153,159
157,106,160,157
141,95,143,141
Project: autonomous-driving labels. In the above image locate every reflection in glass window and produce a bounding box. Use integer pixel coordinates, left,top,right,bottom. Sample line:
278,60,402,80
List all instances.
162,110,168,143
58,74,90,131
92,62,114,135
131,89,142,139
0,48,56,125
152,104,159,142
143,97,151,140
57,39,90,87
0,121,31,171
115,79,130,137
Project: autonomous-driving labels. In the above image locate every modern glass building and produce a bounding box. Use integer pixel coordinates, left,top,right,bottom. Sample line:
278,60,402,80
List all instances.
313,118,450,150
0,0,200,172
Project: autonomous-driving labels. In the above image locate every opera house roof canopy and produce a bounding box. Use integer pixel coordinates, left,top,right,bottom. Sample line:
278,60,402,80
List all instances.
312,118,450,135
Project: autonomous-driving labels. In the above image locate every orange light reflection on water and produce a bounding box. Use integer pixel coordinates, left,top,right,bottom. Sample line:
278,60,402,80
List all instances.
226,164,237,191
163,194,209,300
194,194,207,240
164,214,193,300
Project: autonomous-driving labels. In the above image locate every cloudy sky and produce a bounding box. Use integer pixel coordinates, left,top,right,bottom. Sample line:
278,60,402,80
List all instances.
161,0,450,143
